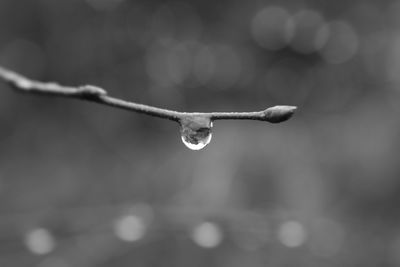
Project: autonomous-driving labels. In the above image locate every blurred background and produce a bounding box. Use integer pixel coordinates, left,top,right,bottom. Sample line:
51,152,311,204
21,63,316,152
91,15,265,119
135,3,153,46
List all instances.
0,0,399,266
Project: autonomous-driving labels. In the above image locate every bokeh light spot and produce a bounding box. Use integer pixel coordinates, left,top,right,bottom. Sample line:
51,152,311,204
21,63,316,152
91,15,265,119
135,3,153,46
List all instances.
317,20,359,64
290,9,326,54
113,214,147,242
251,6,294,50
24,228,56,255
278,220,307,248
191,222,223,248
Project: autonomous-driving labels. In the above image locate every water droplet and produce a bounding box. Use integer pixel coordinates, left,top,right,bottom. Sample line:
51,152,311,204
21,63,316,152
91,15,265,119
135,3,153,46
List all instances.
180,116,213,150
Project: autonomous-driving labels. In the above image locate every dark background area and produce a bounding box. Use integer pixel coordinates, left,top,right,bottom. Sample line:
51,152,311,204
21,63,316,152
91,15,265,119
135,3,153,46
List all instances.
0,0,400,266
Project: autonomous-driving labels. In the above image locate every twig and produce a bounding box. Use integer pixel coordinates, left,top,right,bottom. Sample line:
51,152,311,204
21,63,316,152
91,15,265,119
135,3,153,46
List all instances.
0,66,296,123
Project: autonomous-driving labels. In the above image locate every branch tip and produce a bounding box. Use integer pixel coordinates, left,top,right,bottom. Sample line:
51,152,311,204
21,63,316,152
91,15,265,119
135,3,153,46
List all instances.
262,105,297,123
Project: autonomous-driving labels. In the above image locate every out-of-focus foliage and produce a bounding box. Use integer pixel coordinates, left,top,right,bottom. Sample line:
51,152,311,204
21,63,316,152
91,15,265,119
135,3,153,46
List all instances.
0,0,399,266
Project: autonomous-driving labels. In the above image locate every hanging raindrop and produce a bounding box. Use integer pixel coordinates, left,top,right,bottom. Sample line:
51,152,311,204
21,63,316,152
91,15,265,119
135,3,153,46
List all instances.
180,116,213,150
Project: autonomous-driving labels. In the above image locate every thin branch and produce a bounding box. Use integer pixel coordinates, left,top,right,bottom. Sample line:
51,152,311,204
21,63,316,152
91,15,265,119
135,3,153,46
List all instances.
0,66,296,123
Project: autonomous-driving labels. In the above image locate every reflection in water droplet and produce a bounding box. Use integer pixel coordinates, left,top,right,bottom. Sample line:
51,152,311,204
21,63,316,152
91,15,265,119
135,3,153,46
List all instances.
181,130,212,150
180,117,213,150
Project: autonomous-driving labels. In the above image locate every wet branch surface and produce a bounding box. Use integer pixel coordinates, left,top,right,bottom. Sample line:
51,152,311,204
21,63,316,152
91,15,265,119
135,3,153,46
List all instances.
0,66,296,123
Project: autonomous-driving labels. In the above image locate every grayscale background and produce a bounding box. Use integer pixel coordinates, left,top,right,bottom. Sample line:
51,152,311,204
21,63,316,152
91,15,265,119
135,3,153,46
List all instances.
0,0,399,266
